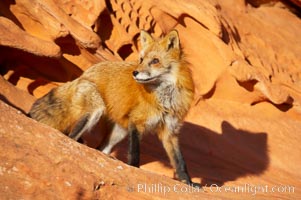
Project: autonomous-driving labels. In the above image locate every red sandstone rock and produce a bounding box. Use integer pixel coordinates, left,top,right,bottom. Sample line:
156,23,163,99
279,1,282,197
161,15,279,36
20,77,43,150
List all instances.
0,100,214,199
0,17,61,57
0,76,35,114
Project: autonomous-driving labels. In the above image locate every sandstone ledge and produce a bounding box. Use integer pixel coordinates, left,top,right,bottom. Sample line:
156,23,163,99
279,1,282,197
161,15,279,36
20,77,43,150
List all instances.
0,100,215,200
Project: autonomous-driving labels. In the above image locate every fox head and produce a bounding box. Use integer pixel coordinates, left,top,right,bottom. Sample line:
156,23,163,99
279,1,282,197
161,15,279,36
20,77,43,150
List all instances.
133,30,183,84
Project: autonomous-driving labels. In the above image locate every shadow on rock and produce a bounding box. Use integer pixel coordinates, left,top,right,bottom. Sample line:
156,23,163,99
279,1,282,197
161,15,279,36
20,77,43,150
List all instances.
180,121,269,186
114,121,269,186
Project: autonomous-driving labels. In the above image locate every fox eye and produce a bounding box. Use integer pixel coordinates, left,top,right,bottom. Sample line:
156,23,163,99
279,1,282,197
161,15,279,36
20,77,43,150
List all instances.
150,58,159,65
139,57,143,64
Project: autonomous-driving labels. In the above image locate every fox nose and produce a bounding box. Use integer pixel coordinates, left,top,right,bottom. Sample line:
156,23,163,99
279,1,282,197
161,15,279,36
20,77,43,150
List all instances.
132,71,139,77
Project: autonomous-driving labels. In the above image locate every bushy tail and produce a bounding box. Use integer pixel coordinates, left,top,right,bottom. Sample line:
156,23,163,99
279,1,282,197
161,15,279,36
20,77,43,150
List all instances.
29,88,65,126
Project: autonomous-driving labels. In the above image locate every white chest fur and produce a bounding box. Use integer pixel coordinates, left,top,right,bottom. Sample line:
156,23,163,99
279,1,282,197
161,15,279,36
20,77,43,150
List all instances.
144,83,185,134
156,82,182,113
145,113,181,135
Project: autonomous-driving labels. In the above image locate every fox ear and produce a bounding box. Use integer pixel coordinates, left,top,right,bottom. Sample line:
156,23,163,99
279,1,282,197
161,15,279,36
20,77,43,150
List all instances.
140,30,154,49
164,30,180,51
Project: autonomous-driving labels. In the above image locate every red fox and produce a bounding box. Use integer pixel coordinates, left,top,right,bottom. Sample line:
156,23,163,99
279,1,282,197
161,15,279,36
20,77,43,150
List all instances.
29,30,196,186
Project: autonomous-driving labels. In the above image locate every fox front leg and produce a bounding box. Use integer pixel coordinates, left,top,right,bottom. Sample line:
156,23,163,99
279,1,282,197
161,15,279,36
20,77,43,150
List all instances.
128,123,140,167
163,133,201,188
161,132,192,184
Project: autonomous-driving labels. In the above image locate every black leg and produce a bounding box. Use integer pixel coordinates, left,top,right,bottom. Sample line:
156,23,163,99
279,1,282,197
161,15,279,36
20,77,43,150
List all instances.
68,113,90,140
174,146,201,188
128,124,140,167
173,147,191,184
163,135,200,188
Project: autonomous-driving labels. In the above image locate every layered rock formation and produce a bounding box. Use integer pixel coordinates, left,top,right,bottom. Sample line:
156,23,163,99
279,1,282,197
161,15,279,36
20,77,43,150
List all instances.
0,0,301,199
